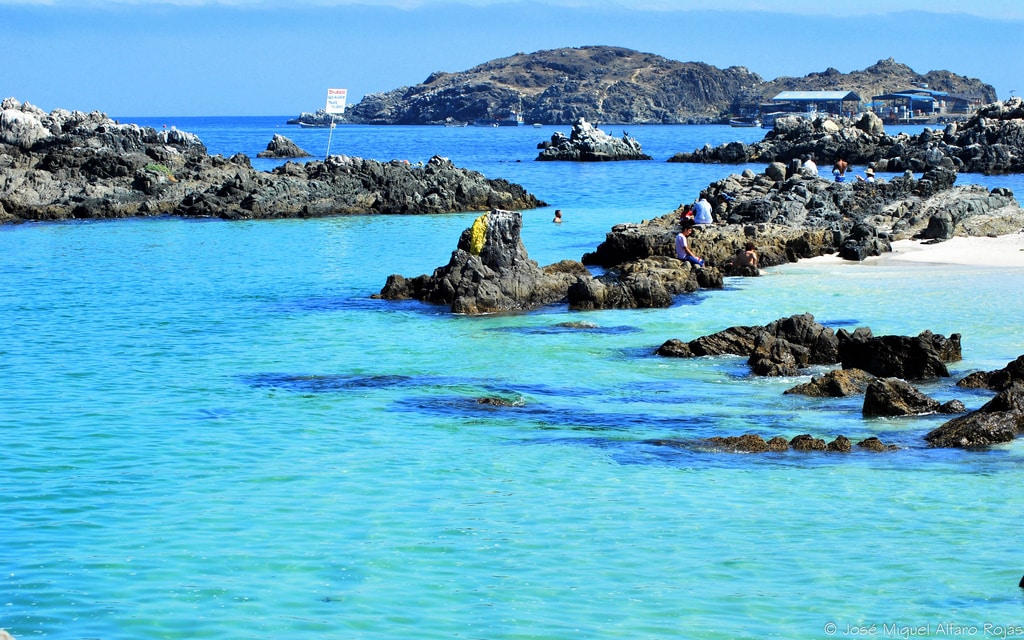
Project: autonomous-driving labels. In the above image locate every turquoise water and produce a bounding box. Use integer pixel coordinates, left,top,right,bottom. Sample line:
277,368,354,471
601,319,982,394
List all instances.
3,121,1024,639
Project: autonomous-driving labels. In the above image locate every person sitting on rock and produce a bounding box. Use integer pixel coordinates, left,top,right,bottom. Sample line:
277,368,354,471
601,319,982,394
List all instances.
692,197,713,224
675,220,705,268
724,241,759,275
857,167,875,183
801,154,818,176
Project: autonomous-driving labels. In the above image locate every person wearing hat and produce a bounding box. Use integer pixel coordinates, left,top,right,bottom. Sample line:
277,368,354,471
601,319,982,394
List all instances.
858,167,876,183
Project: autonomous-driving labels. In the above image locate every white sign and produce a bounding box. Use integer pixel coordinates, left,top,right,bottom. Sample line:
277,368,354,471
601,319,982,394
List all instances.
326,88,347,115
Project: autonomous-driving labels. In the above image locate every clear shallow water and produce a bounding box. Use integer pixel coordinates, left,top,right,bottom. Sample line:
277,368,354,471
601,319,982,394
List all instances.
3,120,1024,639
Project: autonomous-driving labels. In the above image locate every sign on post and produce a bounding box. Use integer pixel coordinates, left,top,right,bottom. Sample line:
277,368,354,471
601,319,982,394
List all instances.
326,88,347,115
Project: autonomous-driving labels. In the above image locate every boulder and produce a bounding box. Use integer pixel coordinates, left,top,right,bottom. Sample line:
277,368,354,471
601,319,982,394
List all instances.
784,368,876,397
924,384,1024,447
256,134,310,158
957,354,1024,390
862,377,947,417
837,329,961,380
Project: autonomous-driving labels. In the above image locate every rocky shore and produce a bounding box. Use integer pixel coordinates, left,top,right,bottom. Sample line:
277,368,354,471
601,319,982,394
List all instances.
670,98,1024,175
0,98,545,223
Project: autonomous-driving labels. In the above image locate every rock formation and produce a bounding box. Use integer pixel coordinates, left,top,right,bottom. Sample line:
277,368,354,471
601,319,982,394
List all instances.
925,383,1024,448
256,134,310,158
957,354,1024,390
836,328,961,380
376,209,591,313
861,378,965,417
671,98,1024,175
536,118,651,161
0,97,545,223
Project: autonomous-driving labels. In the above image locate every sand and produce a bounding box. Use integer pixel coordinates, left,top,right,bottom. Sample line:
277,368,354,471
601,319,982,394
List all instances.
803,232,1024,267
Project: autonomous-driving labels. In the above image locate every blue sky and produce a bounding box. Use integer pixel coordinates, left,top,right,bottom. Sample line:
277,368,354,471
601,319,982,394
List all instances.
3,0,1022,117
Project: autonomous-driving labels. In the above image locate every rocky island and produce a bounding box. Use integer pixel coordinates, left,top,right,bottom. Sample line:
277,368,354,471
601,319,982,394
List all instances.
290,47,995,126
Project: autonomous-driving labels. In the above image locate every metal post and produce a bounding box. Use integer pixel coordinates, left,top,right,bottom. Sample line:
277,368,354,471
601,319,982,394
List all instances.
325,114,336,160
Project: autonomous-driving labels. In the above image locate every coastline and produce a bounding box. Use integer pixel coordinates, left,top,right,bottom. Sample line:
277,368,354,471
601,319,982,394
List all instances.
803,232,1024,268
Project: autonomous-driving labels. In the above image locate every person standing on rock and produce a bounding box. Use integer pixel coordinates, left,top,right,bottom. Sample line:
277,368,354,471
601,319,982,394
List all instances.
675,220,705,268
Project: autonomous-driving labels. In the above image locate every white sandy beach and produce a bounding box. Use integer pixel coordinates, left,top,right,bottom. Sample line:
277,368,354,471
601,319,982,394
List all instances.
805,232,1024,267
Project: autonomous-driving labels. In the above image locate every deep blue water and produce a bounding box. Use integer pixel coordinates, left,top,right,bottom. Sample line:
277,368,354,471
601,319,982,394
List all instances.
2,118,1024,639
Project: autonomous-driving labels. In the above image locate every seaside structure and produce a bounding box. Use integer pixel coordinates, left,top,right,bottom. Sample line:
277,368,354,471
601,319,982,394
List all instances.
869,88,978,124
764,90,863,118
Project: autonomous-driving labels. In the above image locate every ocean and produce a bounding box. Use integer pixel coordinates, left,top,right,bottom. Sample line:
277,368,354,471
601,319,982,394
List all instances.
2,118,1024,639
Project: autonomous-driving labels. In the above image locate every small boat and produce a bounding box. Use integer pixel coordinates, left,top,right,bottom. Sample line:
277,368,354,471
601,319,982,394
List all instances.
729,116,762,128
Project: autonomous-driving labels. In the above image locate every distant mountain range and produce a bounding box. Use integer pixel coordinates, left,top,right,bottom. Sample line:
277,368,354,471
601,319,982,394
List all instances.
292,46,997,126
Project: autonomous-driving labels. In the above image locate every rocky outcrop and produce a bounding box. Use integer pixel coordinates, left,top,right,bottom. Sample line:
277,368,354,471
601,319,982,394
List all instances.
658,315,962,383
256,134,310,158
615,159,1023,262
536,118,651,161
670,97,1024,176
837,328,962,380
376,208,720,313
925,383,1024,448
376,209,588,313
656,313,840,376
861,378,965,417
957,354,1024,391
0,98,545,224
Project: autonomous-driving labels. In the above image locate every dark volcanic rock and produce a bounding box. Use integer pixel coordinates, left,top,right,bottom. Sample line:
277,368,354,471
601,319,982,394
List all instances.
657,312,839,377
0,98,546,223
837,329,961,380
784,368,876,397
957,354,1024,390
536,118,651,161
376,209,588,313
256,134,310,158
862,377,946,417
925,383,1024,448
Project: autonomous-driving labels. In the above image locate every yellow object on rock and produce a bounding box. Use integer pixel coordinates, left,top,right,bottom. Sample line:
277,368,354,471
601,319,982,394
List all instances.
469,214,488,255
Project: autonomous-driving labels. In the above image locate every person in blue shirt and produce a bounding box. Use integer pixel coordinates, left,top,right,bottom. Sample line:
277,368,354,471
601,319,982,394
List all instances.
692,197,713,224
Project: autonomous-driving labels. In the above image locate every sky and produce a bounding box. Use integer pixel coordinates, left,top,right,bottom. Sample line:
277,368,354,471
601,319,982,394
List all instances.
3,0,1023,117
